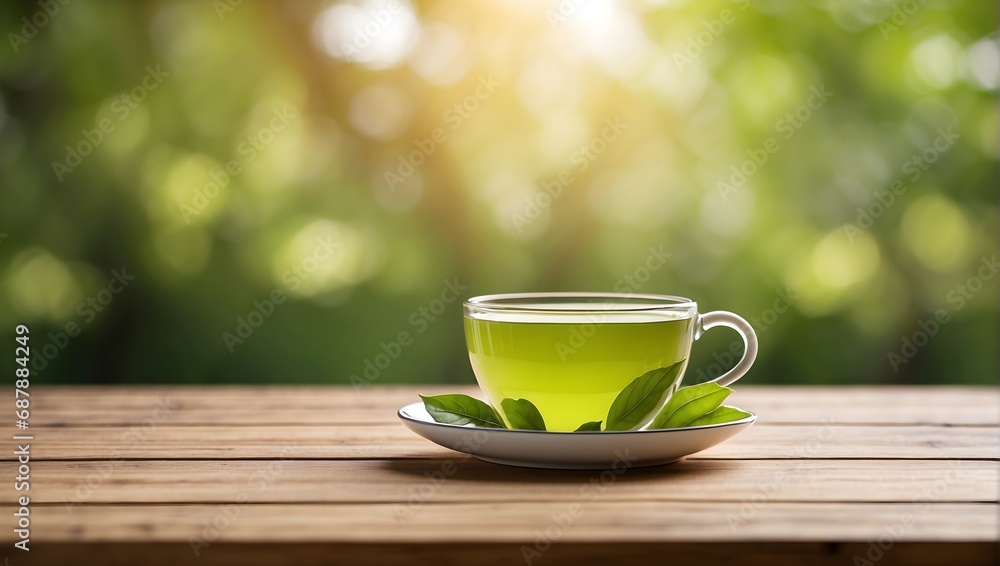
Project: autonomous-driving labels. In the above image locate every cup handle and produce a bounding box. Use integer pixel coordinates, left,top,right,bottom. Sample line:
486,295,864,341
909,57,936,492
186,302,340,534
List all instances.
696,311,758,387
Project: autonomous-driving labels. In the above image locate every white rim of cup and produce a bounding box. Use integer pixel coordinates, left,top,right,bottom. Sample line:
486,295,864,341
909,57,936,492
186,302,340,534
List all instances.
464,292,698,314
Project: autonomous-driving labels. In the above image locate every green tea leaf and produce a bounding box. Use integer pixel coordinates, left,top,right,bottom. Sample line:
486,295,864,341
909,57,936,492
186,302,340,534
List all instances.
605,361,685,431
686,405,752,427
573,421,603,432
650,381,733,429
419,394,506,428
501,398,547,430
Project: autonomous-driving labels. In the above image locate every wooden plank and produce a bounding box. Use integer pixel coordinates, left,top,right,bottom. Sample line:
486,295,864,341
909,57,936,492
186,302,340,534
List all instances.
14,542,999,566
3,423,996,461
3,502,995,543
20,459,996,505
7,386,997,426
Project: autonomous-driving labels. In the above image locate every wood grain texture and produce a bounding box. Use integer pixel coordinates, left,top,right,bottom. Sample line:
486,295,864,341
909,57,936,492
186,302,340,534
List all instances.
3,502,995,543
3,423,996,461
0,385,994,566
15,459,996,505
6,385,997,426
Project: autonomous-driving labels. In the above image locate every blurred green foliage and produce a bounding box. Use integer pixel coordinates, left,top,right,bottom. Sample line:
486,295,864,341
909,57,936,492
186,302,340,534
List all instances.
0,0,996,385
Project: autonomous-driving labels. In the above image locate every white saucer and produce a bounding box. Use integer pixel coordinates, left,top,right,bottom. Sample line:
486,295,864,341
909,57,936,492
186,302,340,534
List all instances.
397,402,756,469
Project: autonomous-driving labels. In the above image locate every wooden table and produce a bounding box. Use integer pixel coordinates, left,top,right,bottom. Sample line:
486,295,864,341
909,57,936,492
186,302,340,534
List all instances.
1,386,997,565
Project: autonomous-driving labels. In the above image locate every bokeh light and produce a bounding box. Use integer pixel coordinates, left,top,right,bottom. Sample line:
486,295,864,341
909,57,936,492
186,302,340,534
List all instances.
0,0,994,386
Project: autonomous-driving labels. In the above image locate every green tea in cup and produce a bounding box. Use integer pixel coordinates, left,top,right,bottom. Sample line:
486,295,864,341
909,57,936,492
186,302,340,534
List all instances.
464,293,758,432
